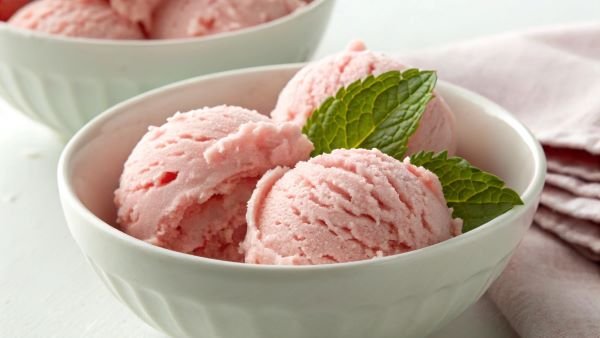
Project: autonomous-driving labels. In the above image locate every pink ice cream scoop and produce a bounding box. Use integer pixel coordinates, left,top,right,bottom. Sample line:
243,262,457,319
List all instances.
114,105,313,262
243,148,462,265
8,0,144,39
149,0,308,39
109,0,161,33
272,41,458,155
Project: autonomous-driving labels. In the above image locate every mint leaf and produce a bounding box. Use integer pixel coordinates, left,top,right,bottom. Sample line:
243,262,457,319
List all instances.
303,69,436,159
410,151,524,232
301,69,521,231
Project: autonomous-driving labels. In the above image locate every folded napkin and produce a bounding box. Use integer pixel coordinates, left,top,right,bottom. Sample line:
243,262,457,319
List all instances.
489,226,600,337
402,23,600,337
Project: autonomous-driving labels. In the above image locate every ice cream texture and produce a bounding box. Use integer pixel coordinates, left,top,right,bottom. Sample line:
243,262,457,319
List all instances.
272,41,458,155
109,0,161,33
8,0,144,39
243,148,462,265
7,0,307,39
149,0,308,39
114,105,313,262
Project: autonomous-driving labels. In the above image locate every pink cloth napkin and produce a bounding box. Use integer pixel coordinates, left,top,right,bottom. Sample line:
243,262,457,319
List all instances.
401,23,600,337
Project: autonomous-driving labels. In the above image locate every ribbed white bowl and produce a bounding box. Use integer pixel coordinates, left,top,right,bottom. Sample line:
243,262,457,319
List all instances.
58,65,546,338
0,0,334,137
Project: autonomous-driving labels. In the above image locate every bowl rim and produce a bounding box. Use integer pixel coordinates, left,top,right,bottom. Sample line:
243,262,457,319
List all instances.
0,0,330,46
58,63,547,272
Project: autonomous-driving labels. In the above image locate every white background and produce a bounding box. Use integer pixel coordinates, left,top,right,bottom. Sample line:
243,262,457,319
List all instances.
315,0,600,56
2,1,599,337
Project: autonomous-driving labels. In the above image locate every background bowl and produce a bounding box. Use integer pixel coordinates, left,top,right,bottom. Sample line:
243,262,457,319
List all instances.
58,65,546,338
0,0,334,137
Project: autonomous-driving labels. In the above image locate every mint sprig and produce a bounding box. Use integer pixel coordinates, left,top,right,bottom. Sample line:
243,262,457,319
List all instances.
410,151,523,232
301,70,523,231
303,69,436,159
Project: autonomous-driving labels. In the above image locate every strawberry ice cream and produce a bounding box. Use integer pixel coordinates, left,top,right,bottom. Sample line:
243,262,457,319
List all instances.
149,0,308,39
109,0,161,33
114,105,313,262
7,0,308,40
0,0,29,21
272,41,458,155
243,148,462,265
8,0,144,39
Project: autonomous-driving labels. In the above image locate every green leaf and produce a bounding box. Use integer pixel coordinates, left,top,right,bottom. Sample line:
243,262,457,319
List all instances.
301,69,521,231
410,151,524,232
303,69,437,159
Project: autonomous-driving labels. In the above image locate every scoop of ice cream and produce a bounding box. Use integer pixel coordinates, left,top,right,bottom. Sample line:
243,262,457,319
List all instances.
0,0,29,21
109,0,161,33
272,41,458,155
115,105,313,262
8,0,144,39
243,148,462,265
149,0,307,39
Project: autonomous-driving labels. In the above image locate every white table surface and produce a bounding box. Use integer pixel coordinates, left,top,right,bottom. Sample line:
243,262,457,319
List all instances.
2,1,599,337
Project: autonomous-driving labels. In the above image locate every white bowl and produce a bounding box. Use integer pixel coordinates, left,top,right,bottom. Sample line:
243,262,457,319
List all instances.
0,0,334,137
58,65,546,338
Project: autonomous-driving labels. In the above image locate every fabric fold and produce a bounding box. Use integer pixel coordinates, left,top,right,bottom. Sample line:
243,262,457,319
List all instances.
540,185,600,223
487,227,600,338
404,23,600,338
545,172,600,199
535,206,600,259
